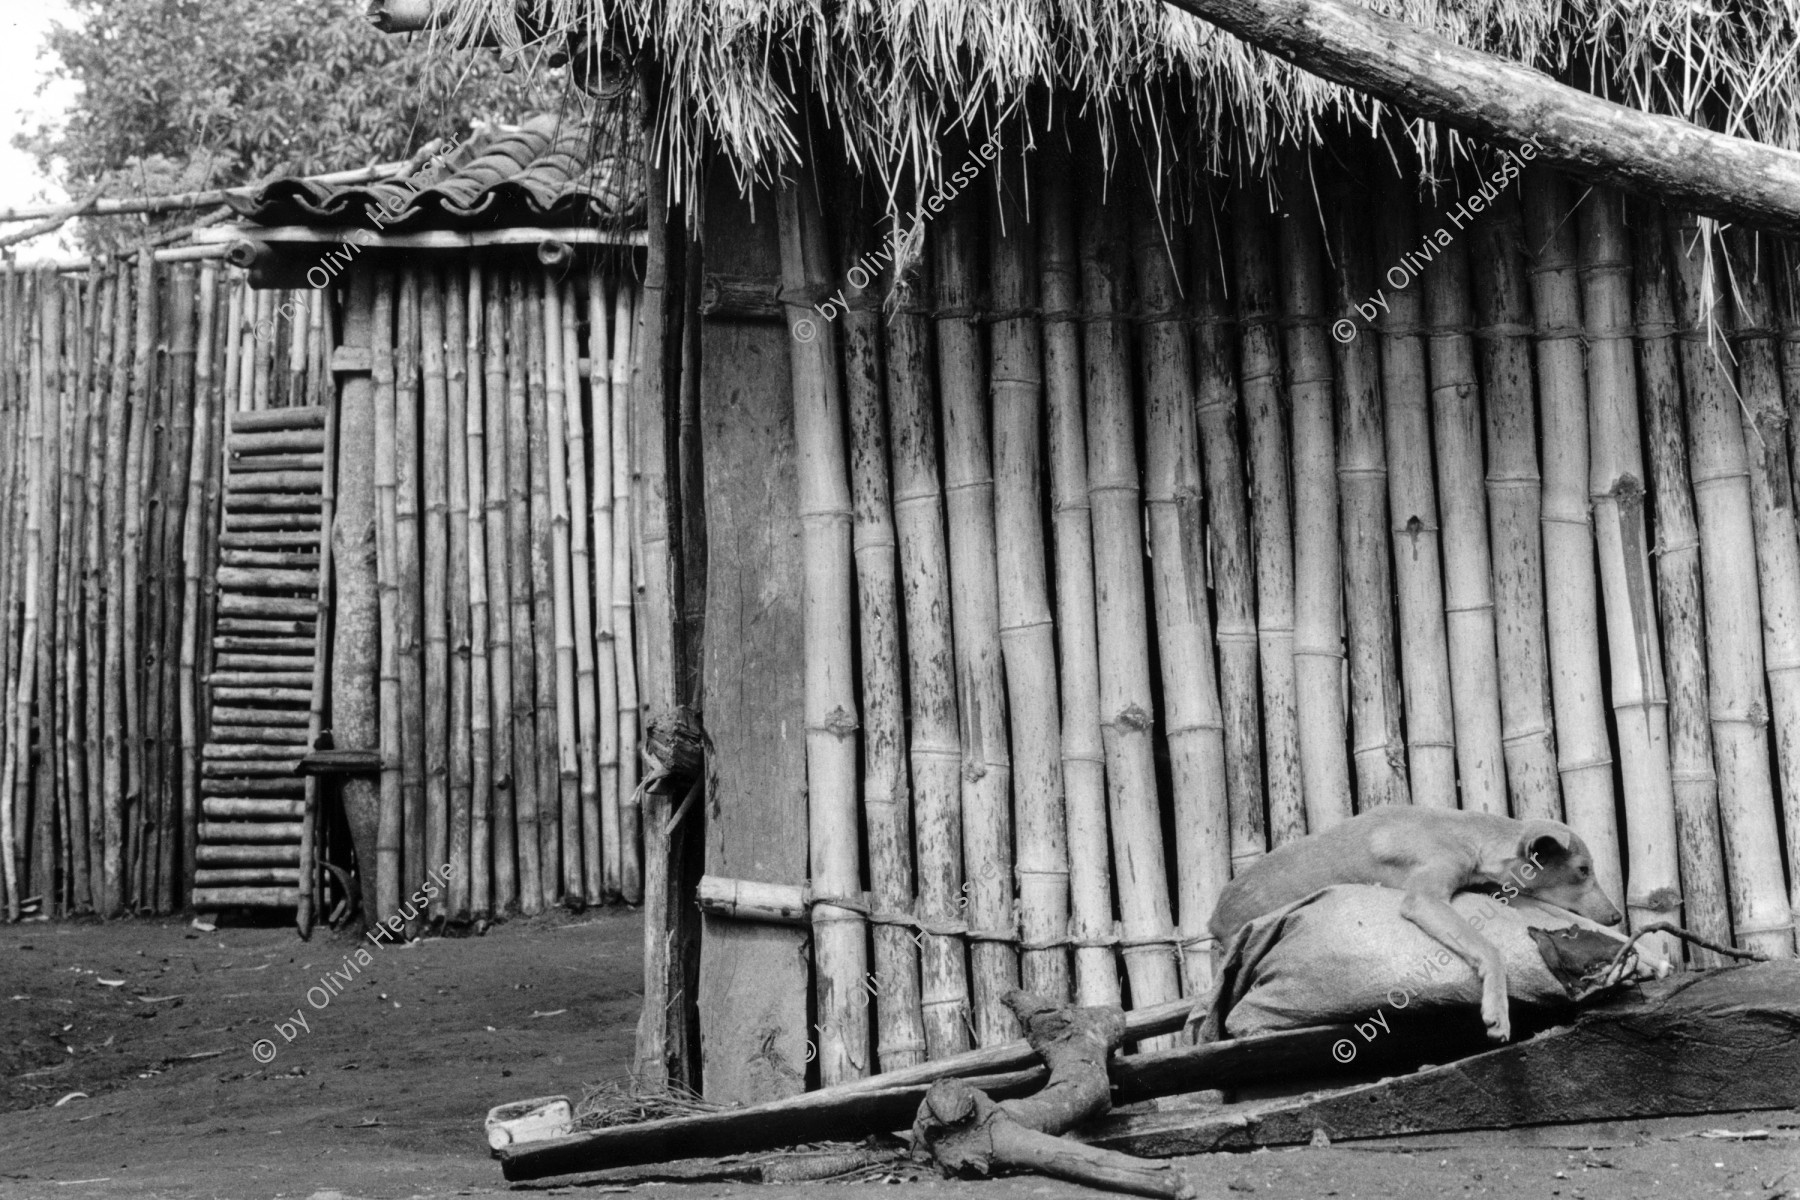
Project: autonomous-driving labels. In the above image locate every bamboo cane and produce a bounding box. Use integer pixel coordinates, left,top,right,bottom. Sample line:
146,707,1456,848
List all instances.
63,276,96,909
466,265,495,919
421,269,452,908
1276,161,1353,828
557,279,601,906
588,268,620,901
179,265,217,912
158,266,196,911
506,269,544,913
373,269,404,924
1420,217,1508,816
1233,191,1306,846
525,279,564,906
37,275,64,912
124,253,155,906
1190,190,1266,869
2,281,45,921
1774,244,1800,942
83,270,115,909
1129,183,1231,992
302,305,335,935
236,279,255,415
0,349,17,917
251,289,273,412
1520,167,1622,901
1076,143,1181,1029
1715,223,1800,957
396,268,427,923
99,265,132,914
839,209,927,1067
287,291,308,409
887,251,973,1057
1648,205,1764,963
1369,164,1456,810
611,279,640,903
780,169,872,1080
991,168,1071,1004
483,266,519,912
446,267,474,921
1576,187,1681,958
542,272,583,903
1039,145,1120,1009
1470,188,1560,823
1320,160,1409,810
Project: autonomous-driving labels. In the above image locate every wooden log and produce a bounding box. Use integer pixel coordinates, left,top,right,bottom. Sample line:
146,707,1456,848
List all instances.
587,268,620,901
230,453,324,473
609,279,640,904
199,776,304,797
523,276,563,906
781,169,871,1079
1233,192,1305,847
225,470,325,493
536,273,579,904
445,266,474,920
505,269,544,914
483,266,519,912
465,265,493,918
558,277,601,906
220,551,320,569
215,566,318,591
1320,160,1408,810
210,705,311,725
886,248,974,1057
421,267,451,914
213,617,314,636
1470,188,1559,822
1076,140,1181,1029
212,725,308,745
230,407,326,432
840,204,927,1065
1774,246,1800,940
992,166,1071,1003
229,429,325,456
1521,167,1621,900
1040,146,1120,1008
1130,183,1231,991
198,843,299,866
61,275,95,910
193,867,300,885
1577,187,1680,957
1633,203,1735,965
302,374,336,934
218,594,318,619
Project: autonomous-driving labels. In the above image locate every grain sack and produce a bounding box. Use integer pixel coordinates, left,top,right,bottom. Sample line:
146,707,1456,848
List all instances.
1190,884,1668,1042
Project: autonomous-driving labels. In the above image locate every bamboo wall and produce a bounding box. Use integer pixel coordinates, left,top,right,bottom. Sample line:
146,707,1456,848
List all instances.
690,143,1800,1094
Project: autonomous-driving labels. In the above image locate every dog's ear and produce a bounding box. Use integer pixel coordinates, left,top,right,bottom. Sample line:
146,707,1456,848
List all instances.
1520,824,1574,864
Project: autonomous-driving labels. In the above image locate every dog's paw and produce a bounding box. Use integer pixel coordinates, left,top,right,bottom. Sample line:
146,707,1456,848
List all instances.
1481,992,1512,1042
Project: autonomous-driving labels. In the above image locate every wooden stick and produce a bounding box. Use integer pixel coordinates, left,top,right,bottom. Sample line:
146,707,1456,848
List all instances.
158,265,197,911
886,250,973,1057
99,264,133,914
1521,167,1622,901
1276,161,1353,829
446,266,474,921
123,252,154,905
1232,192,1305,847
840,204,927,1066
1576,186,1681,959
421,268,452,908
1039,146,1120,1009
1129,183,1231,991
528,274,573,904
179,265,217,912
610,279,640,904
466,265,495,919
483,266,519,912
588,267,620,901
39,274,67,913
0,273,19,918
2,283,45,921
559,277,602,907
83,270,115,910
1420,212,1508,815
1633,203,1734,965
302,306,336,935
61,276,94,909
1076,140,1181,1030
992,166,1071,1003
779,169,872,1080
372,268,404,924
542,272,583,903
1320,160,1408,810
396,268,427,923
505,268,544,913
1471,189,1560,822
1773,243,1800,948
1370,164,1456,810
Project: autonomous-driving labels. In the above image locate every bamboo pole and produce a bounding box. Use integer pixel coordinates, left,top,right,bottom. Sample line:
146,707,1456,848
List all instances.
506,269,545,913
992,168,1071,1003
302,307,336,935
1470,189,1560,822
252,289,273,411
2,280,45,921
610,279,640,903
1775,244,1800,945
1576,187,1680,957
1716,224,1800,957
179,265,218,912
158,266,197,911
542,272,583,902
466,265,495,918
526,278,564,906
588,268,620,901
1369,165,1456,809
124,253,155,906
1520,167,1622,901
1039,145,1119,1008
1190,190,1265,870
1634,199,1728,964
62,276,95,909
372,269,403,924
235,279,255,415
99,264,132,914
1276,162,1353,828
558,279,601,906
1233,191,1306,846
1420,217,1508,815
1130,183,1231,992
421,269,452,907
483,266,519,912
1320,161,1408,810
83,270,115,909
37,274,64,913
396,268,427,923
445,267,473,921
886,252,973,1057
840,208,927,1065
1076,143,1182,1027
780,170,871,1081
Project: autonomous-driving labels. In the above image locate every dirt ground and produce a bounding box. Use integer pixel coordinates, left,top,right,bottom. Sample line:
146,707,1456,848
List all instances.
3,913,1795,1200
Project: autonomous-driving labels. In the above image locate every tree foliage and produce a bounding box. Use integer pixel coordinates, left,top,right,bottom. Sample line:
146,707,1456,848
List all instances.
20,0,568,252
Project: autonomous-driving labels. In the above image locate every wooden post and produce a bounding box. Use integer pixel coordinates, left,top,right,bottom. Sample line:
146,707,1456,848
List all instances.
83,271,115,910
1520,167,1622,901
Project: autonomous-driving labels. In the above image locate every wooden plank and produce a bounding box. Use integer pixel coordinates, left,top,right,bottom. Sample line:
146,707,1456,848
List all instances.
696,177,812,1105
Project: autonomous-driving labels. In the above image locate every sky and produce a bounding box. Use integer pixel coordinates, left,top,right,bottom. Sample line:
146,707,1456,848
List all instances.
1,1,81,259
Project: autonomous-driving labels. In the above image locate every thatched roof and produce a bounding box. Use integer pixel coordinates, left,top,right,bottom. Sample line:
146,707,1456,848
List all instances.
418,0,1800,207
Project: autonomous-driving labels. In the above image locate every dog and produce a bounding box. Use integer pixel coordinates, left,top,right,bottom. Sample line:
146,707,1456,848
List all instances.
1208,807,1623,1042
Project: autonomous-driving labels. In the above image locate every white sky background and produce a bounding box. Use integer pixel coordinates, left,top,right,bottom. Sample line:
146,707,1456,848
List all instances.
1,1,81,260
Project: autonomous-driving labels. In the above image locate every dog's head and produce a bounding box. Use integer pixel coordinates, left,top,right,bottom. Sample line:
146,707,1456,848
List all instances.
1508,822,1622,925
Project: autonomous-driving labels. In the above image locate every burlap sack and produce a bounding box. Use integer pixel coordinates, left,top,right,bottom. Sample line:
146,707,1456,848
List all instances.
1192,884,1665,1041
